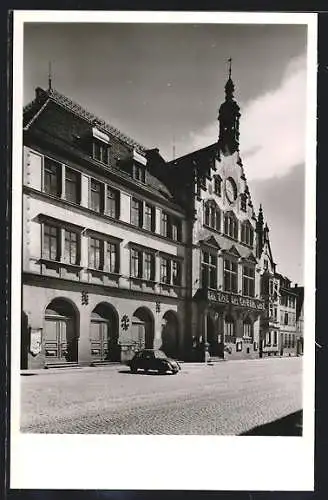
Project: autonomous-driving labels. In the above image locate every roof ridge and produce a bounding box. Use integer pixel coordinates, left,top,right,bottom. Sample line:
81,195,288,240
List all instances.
24,87,147,155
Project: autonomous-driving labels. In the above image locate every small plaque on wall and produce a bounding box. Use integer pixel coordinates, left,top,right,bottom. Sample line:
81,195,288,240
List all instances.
236,341,242,352
30,328,42,356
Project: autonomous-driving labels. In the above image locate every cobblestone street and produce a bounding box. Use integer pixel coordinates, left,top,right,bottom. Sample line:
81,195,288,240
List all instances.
20,357,302,435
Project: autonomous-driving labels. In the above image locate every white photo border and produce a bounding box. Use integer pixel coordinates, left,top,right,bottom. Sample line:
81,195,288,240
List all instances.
10,10,317,491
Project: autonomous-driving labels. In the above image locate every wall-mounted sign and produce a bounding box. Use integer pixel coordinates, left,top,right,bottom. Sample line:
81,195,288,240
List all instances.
206,289,265,311
30,328,42,356
121,315,130,331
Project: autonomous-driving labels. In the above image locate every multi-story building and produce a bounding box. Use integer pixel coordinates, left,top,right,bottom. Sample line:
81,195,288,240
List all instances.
294,285,304,355
152,70,266,361
277,275,298,356
21,71,303,368
256,213,281,356
21,86,187,369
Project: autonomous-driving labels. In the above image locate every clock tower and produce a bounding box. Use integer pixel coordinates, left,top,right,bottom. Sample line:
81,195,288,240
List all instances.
218,58,241,155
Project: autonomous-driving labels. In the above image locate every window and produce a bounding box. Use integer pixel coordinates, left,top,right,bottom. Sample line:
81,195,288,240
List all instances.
160,257,170,284
90,179,104,213
160,257,181,286
131,249,142,278
65,168,81,204
284,313,288,325
204,201,220,231
89,237,102,270
134,164,146,183
43,224,60,261
224,212,238,239
106,187,120,219
201,251,217,289
243,265,255,297
44,157,62,197
144,252,154,280
161,211,182,241
106,242,118,273
240,194,247,212
64,230,78,265
224,259,238,293
172,260,181,286
241,221,254,246
243,318,253,340
130,248,155,281
291,334,295,348
93,141,109,164
273,331,278,346
214,175,222,196
161,212,168,237
224,316,235,342
144,203,155,231
264,259,268,270
131,198,143,227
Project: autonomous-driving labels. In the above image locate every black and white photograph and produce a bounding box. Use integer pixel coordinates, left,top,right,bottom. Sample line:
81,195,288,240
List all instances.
10,11,316,491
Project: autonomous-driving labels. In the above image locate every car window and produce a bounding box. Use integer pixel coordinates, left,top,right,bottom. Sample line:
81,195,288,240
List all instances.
155,351,167,359
141,351,154,359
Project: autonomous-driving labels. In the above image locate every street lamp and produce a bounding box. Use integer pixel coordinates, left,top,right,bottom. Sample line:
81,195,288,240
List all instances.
203,305,209,364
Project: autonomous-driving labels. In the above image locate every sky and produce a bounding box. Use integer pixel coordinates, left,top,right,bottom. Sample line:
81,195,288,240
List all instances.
23,21,308,284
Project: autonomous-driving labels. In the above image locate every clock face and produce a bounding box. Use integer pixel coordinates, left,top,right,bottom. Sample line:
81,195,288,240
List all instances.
225,177,237,203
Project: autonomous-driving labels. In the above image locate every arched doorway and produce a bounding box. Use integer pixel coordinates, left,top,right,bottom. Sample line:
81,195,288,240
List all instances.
90,302,119,362
44,298,78,363
161,311,179,358
132,307,154,350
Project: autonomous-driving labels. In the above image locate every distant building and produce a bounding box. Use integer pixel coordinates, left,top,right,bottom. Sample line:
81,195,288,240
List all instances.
293,285,304,355
277,275,299,357
21,70,303,369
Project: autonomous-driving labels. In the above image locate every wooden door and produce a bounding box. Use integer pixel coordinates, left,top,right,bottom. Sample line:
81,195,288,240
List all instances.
90,321,109,361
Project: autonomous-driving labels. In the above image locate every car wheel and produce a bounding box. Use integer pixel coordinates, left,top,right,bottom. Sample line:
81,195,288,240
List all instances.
158,368,166,375
130,366,137,373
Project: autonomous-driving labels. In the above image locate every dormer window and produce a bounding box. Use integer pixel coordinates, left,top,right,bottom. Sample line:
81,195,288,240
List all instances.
133,164,146,183
214,175,222,196
93,141,109,164
92,127,110,165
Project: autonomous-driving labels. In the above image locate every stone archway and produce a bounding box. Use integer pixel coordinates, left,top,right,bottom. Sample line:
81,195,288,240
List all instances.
132,307,155,350
161,310,179,359
44,298,79,363
90,302,119,362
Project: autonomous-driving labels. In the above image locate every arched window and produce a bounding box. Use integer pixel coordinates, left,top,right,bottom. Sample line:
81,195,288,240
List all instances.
241,221,254,246
224,211,238,239
224,315,235,342
240,193,247,212
213,175,222,196
204,200,221,231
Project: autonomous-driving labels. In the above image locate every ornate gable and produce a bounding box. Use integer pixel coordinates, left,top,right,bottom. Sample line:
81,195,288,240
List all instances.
199,235,221,249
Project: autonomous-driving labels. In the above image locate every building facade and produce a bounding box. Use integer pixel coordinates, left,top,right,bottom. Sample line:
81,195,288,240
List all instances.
22,87,187,369
21,74,303,369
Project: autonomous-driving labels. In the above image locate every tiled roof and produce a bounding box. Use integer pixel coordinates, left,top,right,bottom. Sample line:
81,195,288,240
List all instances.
23,87,177,204
24,87,147,154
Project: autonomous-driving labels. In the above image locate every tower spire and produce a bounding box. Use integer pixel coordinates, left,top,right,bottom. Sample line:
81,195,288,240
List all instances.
218,57,240,154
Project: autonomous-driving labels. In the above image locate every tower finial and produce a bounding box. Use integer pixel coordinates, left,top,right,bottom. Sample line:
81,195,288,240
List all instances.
228,57,232,79
48,61,52,90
